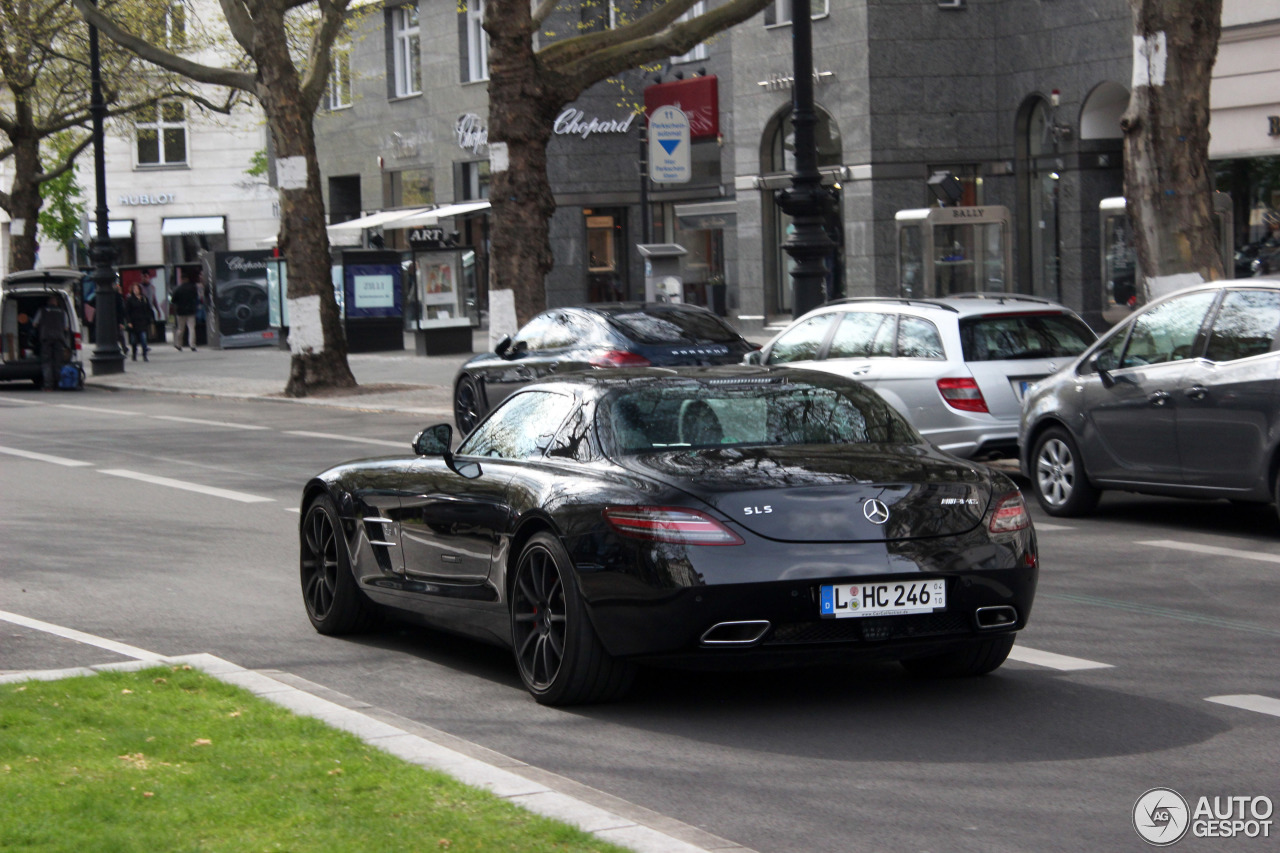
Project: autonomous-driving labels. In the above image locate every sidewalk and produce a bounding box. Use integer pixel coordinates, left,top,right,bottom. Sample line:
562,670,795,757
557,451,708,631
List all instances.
83,330,479,419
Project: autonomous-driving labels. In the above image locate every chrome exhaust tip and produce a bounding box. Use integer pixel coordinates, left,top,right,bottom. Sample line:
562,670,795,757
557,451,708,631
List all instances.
975,605,1018,629
700,620,771,646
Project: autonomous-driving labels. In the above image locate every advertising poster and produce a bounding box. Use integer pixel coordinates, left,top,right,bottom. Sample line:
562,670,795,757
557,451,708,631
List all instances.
213,249,276,347
343,263,403,320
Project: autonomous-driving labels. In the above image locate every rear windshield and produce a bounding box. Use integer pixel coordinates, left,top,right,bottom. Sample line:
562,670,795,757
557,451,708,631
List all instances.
605,309,741,345
600,377,919,454
959,312,1096,362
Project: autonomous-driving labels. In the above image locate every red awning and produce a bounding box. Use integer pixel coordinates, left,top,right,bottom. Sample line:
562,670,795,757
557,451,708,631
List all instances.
644,76,719,141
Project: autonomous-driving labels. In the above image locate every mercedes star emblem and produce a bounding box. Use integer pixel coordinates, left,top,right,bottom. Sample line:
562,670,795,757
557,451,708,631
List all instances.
863,499,890,525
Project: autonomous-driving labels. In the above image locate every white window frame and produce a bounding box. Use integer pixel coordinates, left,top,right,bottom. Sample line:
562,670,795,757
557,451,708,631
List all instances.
392,5,421,97
764,0,830,27
163,2,186,49
671,2,707,64
135,101,187,167
327,46,352,110
466,0,489,82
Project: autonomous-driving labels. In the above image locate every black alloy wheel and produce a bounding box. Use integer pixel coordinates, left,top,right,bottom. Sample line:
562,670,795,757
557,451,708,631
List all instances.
299,495,378,634
1031,426,1101,517
454,375,483,435
510,532,634,705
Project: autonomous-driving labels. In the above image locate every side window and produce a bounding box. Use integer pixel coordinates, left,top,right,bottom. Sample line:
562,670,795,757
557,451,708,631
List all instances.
896,316,945,359
826,312,892,358
766,313,836,364
1205,290,1280,362
458,391,576,459
512,313,555,352
547,403,596,461
1090,325,1130,373
1120,292,1216,367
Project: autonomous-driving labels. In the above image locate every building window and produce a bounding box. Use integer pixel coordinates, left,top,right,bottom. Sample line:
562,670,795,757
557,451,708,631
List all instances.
460,161,490,200
327,46,352,110
581,1,621,33
461,0,488,83
163,2,186,49
136,102,187,167
671,2,707,64
391,5,421,97
764,0,830,26
384,167,434,208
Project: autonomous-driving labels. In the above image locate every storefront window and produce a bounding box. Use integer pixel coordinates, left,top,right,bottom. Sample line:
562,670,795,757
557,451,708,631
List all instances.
1215,155,1280,276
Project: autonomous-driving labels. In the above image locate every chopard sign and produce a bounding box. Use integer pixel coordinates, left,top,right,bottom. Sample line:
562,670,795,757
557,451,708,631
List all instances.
553,108,637,139
456,113,489,154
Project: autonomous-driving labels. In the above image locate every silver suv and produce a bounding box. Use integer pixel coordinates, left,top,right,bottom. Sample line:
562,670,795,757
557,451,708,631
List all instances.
1021,278,1280,517
753,294,1096,459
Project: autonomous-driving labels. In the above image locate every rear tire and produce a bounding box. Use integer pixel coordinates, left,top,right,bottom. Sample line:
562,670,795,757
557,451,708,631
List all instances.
300,495,379,635
1031,426,1100,517
900,634,1015,678
510,532,634,705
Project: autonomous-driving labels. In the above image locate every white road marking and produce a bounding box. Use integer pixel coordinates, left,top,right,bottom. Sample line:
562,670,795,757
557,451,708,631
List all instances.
152,415,270,431
55,403,140,416
0,397,45,405
284,507,301,513
0,610,164,662
98,469,275,503
1007,645,1114,671
0,445,93,467
1206,695,1280,719
285,430,404,449
1032,522,1073,531
1140,539,1280,566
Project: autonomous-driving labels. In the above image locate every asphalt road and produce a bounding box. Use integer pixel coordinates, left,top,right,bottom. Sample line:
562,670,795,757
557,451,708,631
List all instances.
3,385,1278,852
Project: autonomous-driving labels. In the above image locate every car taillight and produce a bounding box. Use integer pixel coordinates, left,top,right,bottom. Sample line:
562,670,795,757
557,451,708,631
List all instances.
603,506,743,545
590,350,651,368
989,491,1030,533
73,332,82,351
937,377,989,413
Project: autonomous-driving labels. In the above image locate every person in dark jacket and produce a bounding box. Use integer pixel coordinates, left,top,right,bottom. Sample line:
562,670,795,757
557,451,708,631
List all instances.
33,295,69,390
124,283,153,361
170,273,199,351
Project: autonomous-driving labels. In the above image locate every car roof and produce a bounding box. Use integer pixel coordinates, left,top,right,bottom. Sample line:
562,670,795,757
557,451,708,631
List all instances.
520,364,838,394
571,302,718,316
820,292,1080,318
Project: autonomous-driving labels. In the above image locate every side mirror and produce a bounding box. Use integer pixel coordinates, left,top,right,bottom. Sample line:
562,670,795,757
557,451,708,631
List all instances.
413,423,453,456
743,349,764,366
1091,354,1115,388
494,335,512,356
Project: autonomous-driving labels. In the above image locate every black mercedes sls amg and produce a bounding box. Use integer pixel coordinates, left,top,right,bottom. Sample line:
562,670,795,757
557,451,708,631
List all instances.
300,366,1038,705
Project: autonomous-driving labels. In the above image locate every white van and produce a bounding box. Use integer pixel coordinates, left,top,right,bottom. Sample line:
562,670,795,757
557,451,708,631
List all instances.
1,268,85,387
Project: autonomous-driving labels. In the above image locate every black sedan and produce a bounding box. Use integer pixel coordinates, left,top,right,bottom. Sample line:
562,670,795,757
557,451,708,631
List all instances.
452,302,756,434
301,366,1038,705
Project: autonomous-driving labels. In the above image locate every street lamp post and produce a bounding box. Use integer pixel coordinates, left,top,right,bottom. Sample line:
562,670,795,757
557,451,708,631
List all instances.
87,0,122,376
775,0,834,319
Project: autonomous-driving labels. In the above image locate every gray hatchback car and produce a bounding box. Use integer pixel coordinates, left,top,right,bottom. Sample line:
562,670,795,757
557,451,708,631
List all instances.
754,294,1096,459
1021,278,1280,516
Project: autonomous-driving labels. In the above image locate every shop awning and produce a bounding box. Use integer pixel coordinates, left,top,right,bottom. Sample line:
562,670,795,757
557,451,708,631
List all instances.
390,201,491,228
76,220,135,240
326,207,432,233
674,200,736,230
161,216,226,236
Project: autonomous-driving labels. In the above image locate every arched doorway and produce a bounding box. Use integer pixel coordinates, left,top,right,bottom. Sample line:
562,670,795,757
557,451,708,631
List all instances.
1015,96,1060,301
761,105,844,316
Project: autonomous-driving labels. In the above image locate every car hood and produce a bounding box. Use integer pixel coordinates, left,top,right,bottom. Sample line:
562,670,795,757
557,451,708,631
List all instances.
614,444,994,542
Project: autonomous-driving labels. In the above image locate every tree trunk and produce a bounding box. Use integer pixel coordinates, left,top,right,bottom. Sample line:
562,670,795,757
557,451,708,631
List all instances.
487,10,562,327
255,32,356,397
1122,0,1224,301
5,134,43,272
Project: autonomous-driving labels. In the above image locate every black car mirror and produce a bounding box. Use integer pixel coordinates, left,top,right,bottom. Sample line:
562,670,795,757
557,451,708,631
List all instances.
1091,354,1115,388
494,335,512,356
413,423,453,456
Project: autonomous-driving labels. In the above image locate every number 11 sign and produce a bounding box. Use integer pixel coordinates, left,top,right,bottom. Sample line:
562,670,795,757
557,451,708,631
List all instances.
649,105,691,184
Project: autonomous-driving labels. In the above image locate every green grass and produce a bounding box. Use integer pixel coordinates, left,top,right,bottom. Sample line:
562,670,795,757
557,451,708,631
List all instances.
0,666,628,853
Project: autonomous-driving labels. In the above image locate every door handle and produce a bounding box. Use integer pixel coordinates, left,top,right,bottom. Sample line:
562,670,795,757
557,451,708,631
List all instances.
1148,390,1172,406
1185,385,1209,401
850,365,872,376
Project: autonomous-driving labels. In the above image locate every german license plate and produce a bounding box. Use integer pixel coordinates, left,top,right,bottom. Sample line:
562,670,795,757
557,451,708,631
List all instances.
1012,378,1041,401
819,580,946,619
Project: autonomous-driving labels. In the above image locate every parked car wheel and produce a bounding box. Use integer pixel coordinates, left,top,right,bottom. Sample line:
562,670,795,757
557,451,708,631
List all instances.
510,532,634,706
900,634,1015,677
454,375,484,435
1031,427,1100,517
300,495,379,634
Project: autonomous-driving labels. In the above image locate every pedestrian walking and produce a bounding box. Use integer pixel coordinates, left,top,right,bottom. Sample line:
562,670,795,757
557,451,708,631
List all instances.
171,273,199,351
32,295,68,390
125,283,153,361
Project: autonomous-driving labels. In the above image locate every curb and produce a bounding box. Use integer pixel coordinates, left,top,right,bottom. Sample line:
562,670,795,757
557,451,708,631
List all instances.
0,654,755,853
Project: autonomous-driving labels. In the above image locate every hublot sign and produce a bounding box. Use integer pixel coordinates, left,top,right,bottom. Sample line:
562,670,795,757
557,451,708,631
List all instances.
118,192,175,206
